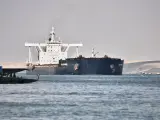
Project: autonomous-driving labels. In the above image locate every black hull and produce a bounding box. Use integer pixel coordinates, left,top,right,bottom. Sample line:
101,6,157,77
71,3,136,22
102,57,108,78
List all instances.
26,57,124,75
0,77,38,84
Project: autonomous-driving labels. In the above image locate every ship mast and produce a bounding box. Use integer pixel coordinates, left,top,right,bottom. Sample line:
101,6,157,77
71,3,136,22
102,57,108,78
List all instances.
50,27,55,42
92,48,99,57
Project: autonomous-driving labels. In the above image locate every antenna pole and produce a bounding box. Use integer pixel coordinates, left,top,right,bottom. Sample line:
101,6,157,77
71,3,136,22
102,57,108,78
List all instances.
76,46,79,57
92,48,94,57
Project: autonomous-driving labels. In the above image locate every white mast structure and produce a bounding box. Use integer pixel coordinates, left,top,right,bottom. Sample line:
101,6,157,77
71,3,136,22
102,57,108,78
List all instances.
25,26,83,65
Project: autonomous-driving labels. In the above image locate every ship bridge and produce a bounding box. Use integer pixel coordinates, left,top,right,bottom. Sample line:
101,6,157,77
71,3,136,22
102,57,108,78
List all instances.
25,26,83,65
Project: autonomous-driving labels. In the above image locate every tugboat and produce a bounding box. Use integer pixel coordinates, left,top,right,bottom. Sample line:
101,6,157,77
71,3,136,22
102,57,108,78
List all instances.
0,66,38,84
25,26,124,75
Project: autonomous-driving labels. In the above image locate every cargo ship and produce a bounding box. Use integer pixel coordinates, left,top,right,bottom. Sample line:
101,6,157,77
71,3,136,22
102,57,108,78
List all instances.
25,26,124,75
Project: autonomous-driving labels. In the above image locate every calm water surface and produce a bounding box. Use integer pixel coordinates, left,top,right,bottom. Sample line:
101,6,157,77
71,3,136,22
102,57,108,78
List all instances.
0,74,160,120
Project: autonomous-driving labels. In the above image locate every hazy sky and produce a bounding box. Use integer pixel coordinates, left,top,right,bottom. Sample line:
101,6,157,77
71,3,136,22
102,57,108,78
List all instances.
0,0,160,63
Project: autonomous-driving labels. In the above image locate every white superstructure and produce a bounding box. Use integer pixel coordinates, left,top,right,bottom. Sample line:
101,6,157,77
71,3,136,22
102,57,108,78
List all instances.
25,27,83,65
